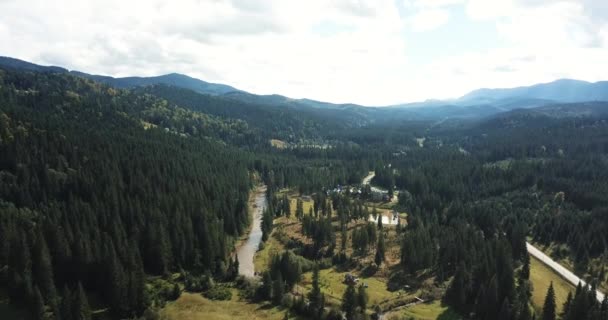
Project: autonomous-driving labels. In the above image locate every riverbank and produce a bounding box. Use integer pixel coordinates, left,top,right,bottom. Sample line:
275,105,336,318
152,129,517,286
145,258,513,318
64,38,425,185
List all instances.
236,184,268,277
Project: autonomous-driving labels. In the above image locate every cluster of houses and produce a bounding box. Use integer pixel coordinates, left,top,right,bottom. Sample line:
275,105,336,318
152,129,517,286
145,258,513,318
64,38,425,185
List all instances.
326,184,393,202
327,185,362,195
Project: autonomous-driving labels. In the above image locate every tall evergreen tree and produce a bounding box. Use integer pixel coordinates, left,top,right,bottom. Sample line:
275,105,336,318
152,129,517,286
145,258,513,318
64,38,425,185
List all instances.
296,198,304,221
562,291,573,319
60,285,73,320
72,282,92,320
33,286,46,320
542,283,556,320
32,232,57,303
272,273,284,305
308,264,322,311
498,298,512,320
342,283,357,320
375,231,385,266
519,303,533,320
520,252,531,281
357,284,368,314
308,264,324,318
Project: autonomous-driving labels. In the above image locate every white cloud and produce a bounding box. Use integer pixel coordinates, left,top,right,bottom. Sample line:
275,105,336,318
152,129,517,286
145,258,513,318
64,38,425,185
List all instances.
1,0,608,105
407,0,465,8
466,0,516,20
410,9,450,31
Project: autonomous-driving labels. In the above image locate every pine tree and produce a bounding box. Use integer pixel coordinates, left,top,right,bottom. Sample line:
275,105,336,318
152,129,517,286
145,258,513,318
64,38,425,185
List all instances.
33,232,57,303
259,271,272,300
357,284,368,314
562,291,573,319
60,285,73,320
542,283,556,320
342,283,357,320
272,273,284,305
520,252,531,281
296,199,304,221
282,195,291,218
73,282,92,320
33,286,46,320
498,298,512,320
262,208,274,242
340,225,348,252
446,263,470,313
375,231,385,266
308,264,322,312
519,303,533,320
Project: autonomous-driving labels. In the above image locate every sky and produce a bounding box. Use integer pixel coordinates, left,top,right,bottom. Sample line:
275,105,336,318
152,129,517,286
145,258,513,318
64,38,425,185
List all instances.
1,0,608,105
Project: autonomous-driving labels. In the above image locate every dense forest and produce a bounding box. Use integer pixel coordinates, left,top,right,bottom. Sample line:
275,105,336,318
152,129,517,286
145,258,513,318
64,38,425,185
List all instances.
2,62,608,320
0,69,257,318
0,67,382,319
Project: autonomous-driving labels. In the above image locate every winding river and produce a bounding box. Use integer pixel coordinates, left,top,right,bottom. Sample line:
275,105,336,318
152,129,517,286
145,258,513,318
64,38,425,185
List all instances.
236,185,267,277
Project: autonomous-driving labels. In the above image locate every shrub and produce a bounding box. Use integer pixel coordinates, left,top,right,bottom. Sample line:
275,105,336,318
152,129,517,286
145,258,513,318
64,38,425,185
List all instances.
204,286,232,301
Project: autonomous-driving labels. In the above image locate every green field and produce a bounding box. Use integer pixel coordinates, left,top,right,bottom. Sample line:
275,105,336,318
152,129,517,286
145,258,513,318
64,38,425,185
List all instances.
300,268,405,307
529,256,575,315
161,292,305,320
397,301,461,320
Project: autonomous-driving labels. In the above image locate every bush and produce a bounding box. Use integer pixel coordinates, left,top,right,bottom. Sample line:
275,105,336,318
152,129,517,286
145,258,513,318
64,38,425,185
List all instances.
184,273,214,292
326,308,343,320
171,283,181,300
281,293,294,308
236,276,260,300
204,286,232,301
361,263,378,277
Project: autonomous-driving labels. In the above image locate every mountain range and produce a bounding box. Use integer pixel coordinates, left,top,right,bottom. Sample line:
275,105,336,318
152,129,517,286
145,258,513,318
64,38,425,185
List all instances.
1,56,607,121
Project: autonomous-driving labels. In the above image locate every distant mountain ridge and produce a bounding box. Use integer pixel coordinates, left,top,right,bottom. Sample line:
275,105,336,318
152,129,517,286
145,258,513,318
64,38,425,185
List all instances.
2,56,608,121
71,71,241,95
458,79,608,104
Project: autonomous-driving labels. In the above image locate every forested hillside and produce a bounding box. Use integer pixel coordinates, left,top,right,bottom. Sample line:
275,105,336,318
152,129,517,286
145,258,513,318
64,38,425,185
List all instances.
0,68,255,318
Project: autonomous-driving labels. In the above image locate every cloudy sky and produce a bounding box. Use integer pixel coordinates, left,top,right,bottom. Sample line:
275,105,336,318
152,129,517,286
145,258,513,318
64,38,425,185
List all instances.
1,0,607,105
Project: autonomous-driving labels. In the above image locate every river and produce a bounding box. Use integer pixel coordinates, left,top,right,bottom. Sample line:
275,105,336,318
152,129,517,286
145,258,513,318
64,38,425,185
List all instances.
236,185,267,277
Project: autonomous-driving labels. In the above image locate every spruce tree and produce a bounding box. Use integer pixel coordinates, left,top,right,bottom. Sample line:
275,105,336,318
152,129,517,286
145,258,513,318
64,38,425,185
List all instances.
272,273,284,305
375,231,385,266
260,271,272,300
562,291,573,319
519,303,533,320
498,298,512,320
520,252,530,281
308,264,322,312
33,232,57,303
60,285,73,320
542,282,556,320
296,199,304,221
357,284,368,314
73,282,92,320
342,283,357,320
33,286,46,320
